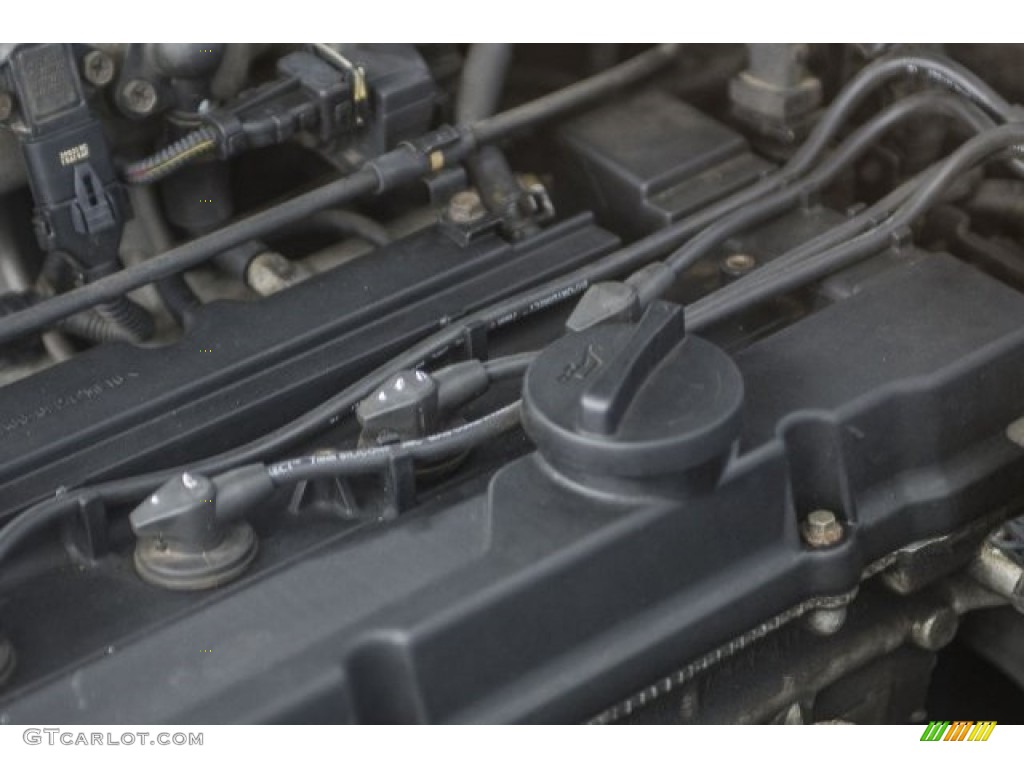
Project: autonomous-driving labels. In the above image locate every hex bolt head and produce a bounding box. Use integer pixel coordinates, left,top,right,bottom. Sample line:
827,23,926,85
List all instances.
802,508,844,548
722,253,757,277
0,92,13,122
805,605,847,636
83,50,115,87
122,79,158,116
447,190,486,224
910,607,959,651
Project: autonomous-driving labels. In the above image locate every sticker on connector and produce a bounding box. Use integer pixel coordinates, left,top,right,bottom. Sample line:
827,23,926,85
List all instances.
58,143,90,166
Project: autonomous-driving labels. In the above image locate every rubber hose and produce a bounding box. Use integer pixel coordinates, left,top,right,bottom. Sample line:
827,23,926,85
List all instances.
304,209,392,248
61,311,136,343
130,185,203,326
457,44,536,239
95,296,155,342
456,44,515,125
155,275,199,325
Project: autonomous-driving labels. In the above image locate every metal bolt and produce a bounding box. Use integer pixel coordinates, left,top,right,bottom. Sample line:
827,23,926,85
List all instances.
0,92,13,122
447,190,486,224
722,253,757,277
802,509,844,548
910,607,958,651
122,79,158,116
82,50,115,87
246,251,309,296
805,605,847,636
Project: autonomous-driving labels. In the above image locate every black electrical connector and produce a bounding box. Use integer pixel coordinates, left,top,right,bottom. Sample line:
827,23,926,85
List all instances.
121,50,359,186
355,356,532,447
206,50,356,158
4,44,129,281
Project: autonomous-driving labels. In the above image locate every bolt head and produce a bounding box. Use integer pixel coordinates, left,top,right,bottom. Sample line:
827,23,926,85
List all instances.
802,508,844,548
805,605,847,636
447,190,486,224
911,607,958,651
83,50,115,86
722,253,757,277
122,79,158,116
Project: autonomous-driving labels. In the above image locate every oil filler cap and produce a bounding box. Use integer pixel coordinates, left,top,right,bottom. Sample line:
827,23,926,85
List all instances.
522,301,744,478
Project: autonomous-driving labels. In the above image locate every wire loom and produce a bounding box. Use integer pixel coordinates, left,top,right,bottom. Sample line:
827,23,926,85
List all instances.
121,126,219,185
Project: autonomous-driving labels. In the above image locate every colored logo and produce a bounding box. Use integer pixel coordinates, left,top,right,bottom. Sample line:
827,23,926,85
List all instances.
920,721,997,741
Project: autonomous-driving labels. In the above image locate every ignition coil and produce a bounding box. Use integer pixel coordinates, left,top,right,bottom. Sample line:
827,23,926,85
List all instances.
2,44,129,283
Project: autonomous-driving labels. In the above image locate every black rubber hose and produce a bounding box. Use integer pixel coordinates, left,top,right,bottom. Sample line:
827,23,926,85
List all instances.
483,351,537,382
303,209,392,248
0,494,78,568
457,45,537,239
95,296,154,342
687,124,1024,332
155,274,200,325
785,53,1021,177
131,184,203,326
456,44,515,125
0,289,140,344
686,181,919,331
61,310,136,343
683,99,1004,329
663,90,1002,275
471,44,680,144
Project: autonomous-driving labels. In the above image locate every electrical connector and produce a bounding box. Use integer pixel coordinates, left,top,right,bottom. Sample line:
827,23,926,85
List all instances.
129,466,273,591
3,44,128,279
566,261,676,332
355,361,494,448
204,51,356,160
357,370,440,447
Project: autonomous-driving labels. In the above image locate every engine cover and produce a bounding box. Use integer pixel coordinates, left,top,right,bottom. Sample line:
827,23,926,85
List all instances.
3,250,1023,723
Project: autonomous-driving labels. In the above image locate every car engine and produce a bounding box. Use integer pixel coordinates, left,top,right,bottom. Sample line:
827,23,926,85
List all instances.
0,42,1022,725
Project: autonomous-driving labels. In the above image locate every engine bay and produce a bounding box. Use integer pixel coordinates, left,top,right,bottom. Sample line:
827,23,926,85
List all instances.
0,42,1023,724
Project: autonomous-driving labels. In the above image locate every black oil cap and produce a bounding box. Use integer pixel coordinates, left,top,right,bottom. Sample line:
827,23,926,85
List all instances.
522,301,744,478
